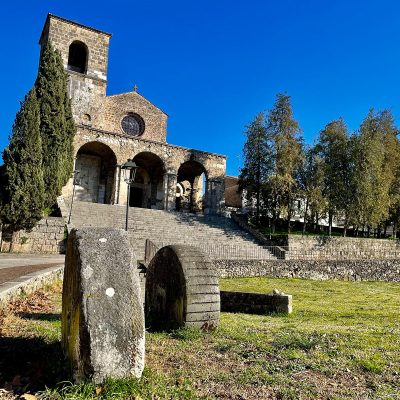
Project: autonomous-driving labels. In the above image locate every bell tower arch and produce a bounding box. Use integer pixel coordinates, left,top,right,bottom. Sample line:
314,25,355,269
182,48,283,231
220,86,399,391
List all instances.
39,14,111,125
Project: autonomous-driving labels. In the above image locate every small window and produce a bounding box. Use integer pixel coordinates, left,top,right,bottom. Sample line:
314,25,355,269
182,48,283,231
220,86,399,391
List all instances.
68,41,88,74
121,113,145,136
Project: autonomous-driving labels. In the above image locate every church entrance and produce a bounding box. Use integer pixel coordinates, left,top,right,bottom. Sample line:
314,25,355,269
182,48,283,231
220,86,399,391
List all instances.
75,142,117,204
130,152,165,209
176,160,207,213
130,187,144,207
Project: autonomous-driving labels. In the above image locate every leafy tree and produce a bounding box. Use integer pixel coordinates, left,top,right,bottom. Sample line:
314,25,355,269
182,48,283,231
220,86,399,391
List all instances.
316,119,354,236
296,146,326,233
266,93,303,232
0,88,44,235
353,110,392,236
35,43,75,208
239,112,272,222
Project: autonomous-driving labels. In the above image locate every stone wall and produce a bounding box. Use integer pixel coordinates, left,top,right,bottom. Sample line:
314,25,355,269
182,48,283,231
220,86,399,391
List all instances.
287,235,400,260
0,217,65,254
99,92,168,143
221,291,292,314
40,14,111,124
215,259,400,282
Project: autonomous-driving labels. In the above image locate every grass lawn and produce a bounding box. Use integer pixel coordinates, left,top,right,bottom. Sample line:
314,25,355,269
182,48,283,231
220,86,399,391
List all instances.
0,278,399,399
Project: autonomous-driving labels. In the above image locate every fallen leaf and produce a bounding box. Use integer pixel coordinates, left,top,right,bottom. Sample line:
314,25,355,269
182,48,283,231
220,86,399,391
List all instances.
21,394,37,400
95,386,103,395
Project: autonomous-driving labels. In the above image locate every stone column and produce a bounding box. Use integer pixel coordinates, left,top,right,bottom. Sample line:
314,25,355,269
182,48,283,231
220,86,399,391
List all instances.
113,165,121,205
163,172,177,211
204,178,225,214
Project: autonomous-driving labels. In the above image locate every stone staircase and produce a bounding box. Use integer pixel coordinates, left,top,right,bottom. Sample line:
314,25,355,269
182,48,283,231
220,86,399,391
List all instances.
65,201,277,261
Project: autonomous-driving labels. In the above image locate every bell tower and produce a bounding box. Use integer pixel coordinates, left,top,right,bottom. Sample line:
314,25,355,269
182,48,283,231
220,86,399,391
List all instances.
39,14,112,125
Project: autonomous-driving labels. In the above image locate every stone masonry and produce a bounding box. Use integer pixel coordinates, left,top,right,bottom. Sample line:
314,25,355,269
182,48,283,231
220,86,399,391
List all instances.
0,217,65,253
39,14,226,215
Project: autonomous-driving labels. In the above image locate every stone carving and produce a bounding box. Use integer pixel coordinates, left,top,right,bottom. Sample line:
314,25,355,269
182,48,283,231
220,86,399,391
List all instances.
62,228,145,383
145,245,220,330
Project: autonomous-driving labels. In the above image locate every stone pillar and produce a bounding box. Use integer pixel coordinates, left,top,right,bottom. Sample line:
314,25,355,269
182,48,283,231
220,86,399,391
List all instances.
62,228,145,383
163,172,177,211
113,165,121,205
119,177,129,206
204,178,225,214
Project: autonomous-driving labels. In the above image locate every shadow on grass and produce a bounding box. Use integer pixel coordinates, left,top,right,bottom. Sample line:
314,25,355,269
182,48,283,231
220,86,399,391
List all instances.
0,336,69,395
16,312,61,322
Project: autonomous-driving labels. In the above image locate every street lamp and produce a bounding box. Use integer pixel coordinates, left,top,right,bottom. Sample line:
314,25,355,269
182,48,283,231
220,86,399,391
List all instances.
121,159,139,231
68,170,80,224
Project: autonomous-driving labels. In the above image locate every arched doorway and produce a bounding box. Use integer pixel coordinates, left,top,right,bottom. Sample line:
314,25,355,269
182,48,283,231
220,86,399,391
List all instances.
131,152,165,209
176,160,207,212
75,142,117,204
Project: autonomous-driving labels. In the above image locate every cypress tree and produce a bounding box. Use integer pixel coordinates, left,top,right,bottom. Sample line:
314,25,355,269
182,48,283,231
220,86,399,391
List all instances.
35,43,75,208
1,88,44,232
266,93,303,233
239,112,272,223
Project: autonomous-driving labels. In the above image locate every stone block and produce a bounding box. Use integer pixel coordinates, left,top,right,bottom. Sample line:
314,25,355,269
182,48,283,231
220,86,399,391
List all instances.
146,245,220,330
62,228,145,383
220,291,292,314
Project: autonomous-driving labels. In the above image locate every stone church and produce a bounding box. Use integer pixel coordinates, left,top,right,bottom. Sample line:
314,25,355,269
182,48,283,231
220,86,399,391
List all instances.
39,14,226,214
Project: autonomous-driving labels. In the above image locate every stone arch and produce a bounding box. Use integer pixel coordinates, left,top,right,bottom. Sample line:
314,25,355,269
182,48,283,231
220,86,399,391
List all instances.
131,152,166,209
177,160,208,212
145,245,220,331
67,40,88,74
75,141,117,204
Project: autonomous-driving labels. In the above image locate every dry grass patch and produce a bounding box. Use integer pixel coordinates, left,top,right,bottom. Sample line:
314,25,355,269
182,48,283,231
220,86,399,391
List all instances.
0,277,399,399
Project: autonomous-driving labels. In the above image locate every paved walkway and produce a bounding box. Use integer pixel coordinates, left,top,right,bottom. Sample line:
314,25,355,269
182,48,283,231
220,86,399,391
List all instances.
0,254,65,299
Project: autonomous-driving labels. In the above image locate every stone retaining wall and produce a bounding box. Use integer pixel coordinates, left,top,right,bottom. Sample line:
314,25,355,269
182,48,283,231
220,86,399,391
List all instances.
216,259,400,282
0,217,65,254
287,235,400,260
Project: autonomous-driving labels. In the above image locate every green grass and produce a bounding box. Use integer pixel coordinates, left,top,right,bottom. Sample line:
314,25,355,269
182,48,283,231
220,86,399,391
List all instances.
2,278,399,399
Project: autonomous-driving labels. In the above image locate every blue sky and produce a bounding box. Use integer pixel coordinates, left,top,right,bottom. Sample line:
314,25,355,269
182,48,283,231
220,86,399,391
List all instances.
1,0,399,176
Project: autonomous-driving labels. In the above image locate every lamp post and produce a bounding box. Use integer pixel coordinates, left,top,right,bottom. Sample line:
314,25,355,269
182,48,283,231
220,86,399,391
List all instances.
68,170,80,225
121,159,139,231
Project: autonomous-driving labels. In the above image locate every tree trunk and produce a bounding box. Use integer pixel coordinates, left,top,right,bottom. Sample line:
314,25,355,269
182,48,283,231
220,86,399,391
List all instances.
383,224,387,238
9,231,17,253
393,223,397,239
303,198,309,235
328,210,333,236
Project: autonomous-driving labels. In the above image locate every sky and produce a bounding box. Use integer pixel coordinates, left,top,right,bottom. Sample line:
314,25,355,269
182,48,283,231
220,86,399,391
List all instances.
1,0,400,176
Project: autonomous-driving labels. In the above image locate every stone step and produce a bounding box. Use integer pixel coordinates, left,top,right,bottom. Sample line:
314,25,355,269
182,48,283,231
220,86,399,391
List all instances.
65,201,277,260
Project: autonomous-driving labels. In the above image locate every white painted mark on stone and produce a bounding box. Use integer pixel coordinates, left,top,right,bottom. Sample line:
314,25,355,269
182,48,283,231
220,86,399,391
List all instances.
106,287,115,297
99,238,107,243
83,265,94,279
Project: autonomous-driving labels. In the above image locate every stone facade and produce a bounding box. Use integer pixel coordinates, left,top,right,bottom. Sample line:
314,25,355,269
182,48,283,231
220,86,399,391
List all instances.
40,14,226,215
215,259,400,282
0,217,65,253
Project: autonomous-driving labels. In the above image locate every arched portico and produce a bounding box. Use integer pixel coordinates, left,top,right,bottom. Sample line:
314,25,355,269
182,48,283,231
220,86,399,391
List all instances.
129,152,166,209
74,141,117,204
176,160,207,213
